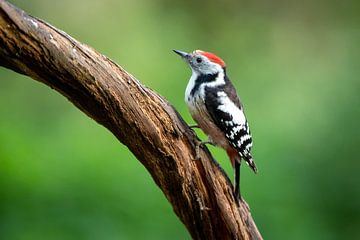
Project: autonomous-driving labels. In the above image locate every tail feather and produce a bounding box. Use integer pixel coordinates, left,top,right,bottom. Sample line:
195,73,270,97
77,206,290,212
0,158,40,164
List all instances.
244,156,257,173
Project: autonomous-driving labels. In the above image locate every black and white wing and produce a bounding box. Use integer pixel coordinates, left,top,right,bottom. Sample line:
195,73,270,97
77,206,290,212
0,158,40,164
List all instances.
204,84,257,172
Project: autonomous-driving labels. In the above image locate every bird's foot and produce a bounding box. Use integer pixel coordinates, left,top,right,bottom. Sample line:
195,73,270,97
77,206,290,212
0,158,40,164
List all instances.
194,140,213,160
194,140,202,160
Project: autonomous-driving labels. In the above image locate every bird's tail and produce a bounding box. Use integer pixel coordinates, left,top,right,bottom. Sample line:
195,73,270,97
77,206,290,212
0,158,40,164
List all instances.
244,155,257,173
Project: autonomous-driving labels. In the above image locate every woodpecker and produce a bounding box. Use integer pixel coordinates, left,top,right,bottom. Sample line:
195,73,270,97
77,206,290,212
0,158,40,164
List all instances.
173,49,257,198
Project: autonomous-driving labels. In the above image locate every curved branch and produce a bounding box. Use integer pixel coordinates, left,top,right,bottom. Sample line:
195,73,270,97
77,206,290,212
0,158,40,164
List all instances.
0,1,262,239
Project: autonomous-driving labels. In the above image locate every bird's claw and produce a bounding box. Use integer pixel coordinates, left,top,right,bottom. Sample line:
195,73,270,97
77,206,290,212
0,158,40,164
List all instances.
193,140,214,160
194,140,202,160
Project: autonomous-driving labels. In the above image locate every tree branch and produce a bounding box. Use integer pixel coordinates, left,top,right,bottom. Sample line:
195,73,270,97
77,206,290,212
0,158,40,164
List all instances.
0,1,262,239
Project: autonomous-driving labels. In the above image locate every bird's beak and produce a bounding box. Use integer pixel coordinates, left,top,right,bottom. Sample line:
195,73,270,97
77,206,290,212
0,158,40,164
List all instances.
173,49,189,58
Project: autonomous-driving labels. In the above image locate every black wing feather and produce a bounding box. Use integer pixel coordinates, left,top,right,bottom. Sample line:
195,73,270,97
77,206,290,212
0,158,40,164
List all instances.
204,83,257,172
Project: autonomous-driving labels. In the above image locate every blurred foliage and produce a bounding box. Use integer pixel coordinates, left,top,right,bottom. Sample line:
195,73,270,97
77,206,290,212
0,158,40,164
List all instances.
1,0,360,239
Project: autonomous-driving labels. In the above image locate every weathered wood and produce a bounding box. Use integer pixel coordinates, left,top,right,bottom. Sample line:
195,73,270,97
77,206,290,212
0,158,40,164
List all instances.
0,1,262,239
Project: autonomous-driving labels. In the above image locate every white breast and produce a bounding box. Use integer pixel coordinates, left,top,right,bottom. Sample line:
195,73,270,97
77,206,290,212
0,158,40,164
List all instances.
185,72,229,149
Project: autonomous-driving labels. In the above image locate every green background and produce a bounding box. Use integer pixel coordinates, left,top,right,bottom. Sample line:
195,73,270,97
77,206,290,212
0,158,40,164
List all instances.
1,0,359,239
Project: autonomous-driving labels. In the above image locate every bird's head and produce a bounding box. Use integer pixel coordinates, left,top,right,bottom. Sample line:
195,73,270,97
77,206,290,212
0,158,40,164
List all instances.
173,49,226,75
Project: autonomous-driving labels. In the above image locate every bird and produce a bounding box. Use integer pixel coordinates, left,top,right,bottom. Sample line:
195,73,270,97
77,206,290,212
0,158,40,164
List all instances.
173,49,257,199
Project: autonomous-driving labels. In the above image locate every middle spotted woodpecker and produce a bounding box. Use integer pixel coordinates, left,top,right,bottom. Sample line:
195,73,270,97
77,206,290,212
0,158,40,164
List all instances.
173,49,257,199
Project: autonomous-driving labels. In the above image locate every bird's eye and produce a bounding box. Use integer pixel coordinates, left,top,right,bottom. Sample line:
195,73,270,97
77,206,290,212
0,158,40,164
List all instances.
196,57,202,63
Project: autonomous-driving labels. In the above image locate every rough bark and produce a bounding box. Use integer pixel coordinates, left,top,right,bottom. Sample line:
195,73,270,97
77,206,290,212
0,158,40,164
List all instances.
0,1,262,239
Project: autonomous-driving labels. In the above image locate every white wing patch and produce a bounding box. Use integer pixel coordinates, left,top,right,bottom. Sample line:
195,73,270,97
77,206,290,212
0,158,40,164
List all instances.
216,91,246,126
215,91,253,156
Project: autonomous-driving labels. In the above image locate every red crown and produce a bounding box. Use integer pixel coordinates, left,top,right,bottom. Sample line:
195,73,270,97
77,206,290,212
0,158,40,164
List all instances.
195,50,226,67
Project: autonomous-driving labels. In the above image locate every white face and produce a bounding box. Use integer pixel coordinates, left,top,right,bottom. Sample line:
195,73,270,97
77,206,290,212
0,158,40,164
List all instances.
185,51,223,75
